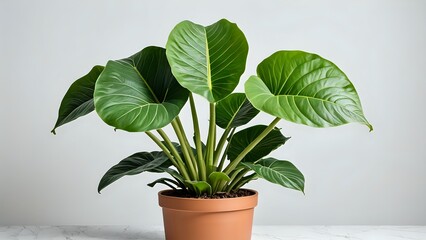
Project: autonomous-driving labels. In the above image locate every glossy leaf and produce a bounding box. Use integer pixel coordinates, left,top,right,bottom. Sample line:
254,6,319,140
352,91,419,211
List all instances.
162,168,186,189
243,158,304,192
94,46,189,132
98,151,172,193
209,172,231,182
208,172,230,192
185,180,212,196
51,65,104,134
215,93,259,129
245,51,372,130
166,19,248,102
147,178,181,190
227,125,289,163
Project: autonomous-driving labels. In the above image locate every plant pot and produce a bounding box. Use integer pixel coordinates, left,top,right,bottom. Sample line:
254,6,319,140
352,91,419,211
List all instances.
158,189,258,240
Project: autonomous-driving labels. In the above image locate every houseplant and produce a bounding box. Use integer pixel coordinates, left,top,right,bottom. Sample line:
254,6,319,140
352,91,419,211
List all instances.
52,19,372,240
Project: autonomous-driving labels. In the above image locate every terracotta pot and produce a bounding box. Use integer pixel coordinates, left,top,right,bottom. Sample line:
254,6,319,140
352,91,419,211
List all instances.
158,189,258,240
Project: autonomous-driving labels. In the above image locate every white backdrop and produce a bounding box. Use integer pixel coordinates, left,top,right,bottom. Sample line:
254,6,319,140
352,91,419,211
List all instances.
1,0,425,225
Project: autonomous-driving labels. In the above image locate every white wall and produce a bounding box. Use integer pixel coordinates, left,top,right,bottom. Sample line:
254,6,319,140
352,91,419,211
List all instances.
1,0,425,225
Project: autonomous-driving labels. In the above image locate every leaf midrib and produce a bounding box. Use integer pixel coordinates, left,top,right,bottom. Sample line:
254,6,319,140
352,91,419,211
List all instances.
254,72,360,116
57,99,93,126
133,66,160,103
253,76,366,124
225,98,246,129
204,28,212,93
259,161,302,191
125,58,161,104
277,94,363,119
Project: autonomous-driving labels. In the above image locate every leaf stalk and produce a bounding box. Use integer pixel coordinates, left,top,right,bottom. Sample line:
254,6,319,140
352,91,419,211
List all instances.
205,102,216,174
145,131,191,180
189,93,207,181
171,120,198,180
223,117,281,175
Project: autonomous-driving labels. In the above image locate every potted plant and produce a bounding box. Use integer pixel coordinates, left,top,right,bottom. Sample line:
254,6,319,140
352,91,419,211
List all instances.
52,19,372,240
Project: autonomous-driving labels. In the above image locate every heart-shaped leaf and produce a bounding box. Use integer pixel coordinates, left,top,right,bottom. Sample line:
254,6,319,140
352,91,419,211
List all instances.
215,93,259,129
227,125,289,163
245,51,372,130
166,19,248,102
243,158,304,192
94,46,189,132
51,65,104,134
98,151,172,193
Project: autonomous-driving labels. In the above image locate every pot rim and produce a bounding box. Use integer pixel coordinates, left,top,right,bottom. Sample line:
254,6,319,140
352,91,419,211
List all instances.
158,188,258,212
159,188,258,200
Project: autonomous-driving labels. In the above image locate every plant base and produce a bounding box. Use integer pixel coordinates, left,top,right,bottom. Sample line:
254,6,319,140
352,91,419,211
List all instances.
158,189,258,240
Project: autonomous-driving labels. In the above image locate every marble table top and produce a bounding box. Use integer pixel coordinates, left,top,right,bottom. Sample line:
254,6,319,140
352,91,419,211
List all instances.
0,226,425,239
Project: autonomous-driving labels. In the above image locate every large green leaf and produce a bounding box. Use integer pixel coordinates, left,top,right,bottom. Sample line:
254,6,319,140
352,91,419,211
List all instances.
227,125,289,163
51,65,104,134
245,51,372,130
243,158,304,192
94,46,189,132
215,93,259,129
98,151,172,193
166,19,248,102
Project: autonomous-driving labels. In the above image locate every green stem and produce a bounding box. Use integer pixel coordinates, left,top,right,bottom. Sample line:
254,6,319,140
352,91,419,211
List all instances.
228,167,245,183
218,167,243,192
233,173,257,190
189,94,206,181
223,117,281,175
206,102,216,174
213,128,231,167
145,131,190,180
216,128,236,172
156,129,187,172
175,117,198,172
171,120,198,180
226,169,249,193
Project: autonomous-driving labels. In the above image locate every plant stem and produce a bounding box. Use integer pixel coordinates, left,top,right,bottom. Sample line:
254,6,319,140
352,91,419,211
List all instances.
206,102,216,174
223,117,281,175
216,128,236,172
189,93,206,181
145,131,191,180
226,168,249,192
217,167,243,192
156,128,187,172
233,173,257,190
213,127,231,167
171,120,198,180
227,167,245,183
175,117,198,172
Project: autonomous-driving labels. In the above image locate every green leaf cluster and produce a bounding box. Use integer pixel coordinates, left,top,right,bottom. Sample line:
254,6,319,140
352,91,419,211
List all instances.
52,19,372,197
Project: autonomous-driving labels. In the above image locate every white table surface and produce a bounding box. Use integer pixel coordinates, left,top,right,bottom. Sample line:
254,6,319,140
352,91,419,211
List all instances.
1,226,425,239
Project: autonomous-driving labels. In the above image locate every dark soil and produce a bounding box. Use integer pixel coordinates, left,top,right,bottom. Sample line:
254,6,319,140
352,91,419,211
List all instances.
163,189,255,199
